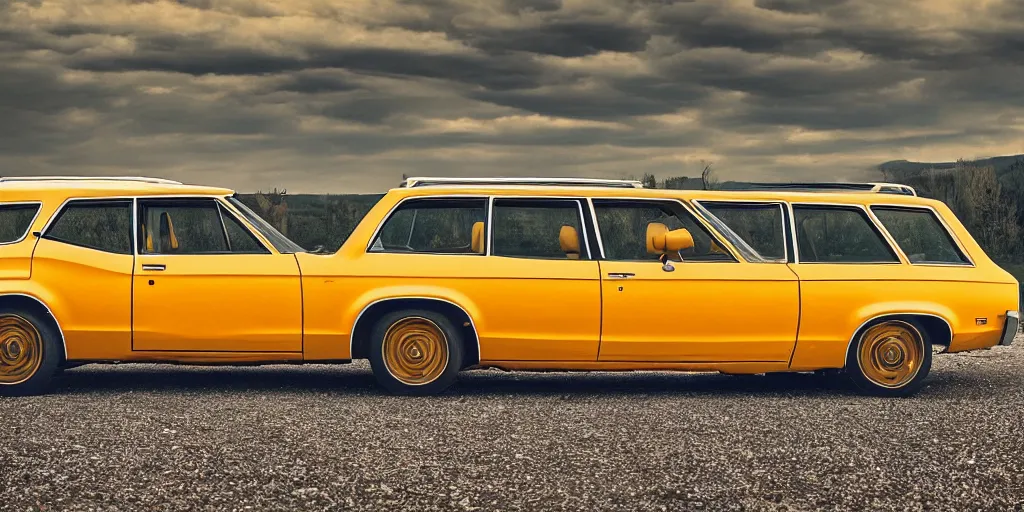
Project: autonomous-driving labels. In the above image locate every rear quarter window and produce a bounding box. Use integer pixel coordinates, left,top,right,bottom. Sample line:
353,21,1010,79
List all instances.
871,207,970,264
794,205,899,263
0,203,41,243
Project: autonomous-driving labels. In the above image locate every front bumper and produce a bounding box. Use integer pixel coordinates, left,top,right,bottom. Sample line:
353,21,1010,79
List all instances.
1000,310,1020,346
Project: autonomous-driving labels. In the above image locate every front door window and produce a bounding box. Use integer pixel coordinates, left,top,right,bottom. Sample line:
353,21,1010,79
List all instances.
139,199,269,255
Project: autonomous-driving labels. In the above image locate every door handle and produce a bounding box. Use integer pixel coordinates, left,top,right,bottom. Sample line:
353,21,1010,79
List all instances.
607,272,635,279
142,264,166,271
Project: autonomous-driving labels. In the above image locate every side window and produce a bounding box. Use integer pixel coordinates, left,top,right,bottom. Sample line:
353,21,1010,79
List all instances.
370,198,486,254
43,200,132,254
871,207,969,264
794,206,898,263
0,203,41,243
699,202,787,262
593,199,735,262
219,205,270,254
139,200,229,254
491,199,588,260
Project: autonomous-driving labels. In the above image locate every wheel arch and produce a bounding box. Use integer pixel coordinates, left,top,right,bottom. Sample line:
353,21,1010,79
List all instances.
0,292,67,362
845,312,953,364
349,296,481,366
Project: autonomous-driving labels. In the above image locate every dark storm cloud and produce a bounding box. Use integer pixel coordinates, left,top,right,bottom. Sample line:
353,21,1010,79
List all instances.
753,0,850,15
1,0,1022,192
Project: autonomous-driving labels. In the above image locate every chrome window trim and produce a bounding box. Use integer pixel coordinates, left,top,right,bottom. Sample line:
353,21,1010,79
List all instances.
40,197,136,256
215,200,272,254
586,197,605,259
0,201,43,246
691,199,789,263
364,194,490,255
590,196,741,263
215,203,233,251
868,204,976,268
218,197,289,254
223,196,304,254
350,296,481,362
486,196,494,256
488,196,594,260
787,202,801,264
789,202,904,265
132,198,138,256
0,293,68,360
863,206,910,265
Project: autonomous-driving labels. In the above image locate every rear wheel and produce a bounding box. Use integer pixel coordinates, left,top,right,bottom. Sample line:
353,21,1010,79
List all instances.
368,309,463,395
846,319,931,397
0,309,61,396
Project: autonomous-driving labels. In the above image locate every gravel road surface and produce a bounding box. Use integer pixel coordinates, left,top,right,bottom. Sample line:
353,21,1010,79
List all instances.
2,334,1023,511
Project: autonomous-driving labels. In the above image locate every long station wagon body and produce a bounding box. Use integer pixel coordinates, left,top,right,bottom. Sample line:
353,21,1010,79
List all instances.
0,176,1018,396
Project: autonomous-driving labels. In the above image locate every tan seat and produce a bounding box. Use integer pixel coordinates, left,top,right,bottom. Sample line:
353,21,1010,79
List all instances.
559,225,581,259
159,212,179,253
471,221,485,254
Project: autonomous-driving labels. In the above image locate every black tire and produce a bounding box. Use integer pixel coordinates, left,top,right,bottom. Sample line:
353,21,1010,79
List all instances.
0,308,62,396
368,309,464,396
845,319,932,397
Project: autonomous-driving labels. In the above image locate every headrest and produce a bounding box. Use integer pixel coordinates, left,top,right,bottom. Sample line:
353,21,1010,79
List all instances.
646,222,668,254
559,225,580,259
471,221,485,254
159,212,179,252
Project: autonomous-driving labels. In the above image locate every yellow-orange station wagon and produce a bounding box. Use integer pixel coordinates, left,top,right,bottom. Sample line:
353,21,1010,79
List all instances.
0,176,1018,397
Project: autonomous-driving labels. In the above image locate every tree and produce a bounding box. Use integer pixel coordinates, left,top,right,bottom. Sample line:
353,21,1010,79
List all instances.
641,173,658,189
700,161,719,190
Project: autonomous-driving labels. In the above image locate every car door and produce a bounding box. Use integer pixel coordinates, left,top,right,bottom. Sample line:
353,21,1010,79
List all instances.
595,198,800,362
31,199,135,360
785,204,906,368
132,197,302,353
480,197,602,361
354,196,602,362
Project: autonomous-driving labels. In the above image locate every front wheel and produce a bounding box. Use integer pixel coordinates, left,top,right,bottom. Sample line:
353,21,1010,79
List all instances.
846,319,931,397
368,309,463,395
0,309,62,396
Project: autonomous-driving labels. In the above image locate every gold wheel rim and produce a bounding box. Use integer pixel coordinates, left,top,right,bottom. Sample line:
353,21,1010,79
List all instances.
382,317,449,386
857,321,924,389
0,314,43,385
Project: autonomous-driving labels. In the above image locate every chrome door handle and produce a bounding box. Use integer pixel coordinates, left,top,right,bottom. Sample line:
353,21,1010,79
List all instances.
607,272,635,279
142,264,166,271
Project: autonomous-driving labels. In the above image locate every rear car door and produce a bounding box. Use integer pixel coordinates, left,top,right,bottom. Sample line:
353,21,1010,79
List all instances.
32,199,135,359
359,196,603,362
132,197,302,353
595,198,800,362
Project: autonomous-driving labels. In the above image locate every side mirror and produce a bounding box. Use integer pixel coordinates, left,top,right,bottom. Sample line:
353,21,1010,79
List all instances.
646,223,694,254
662,229,695,253
647,223,694,272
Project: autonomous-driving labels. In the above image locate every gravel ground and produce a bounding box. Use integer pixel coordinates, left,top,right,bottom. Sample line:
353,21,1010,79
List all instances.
2,335,1023,512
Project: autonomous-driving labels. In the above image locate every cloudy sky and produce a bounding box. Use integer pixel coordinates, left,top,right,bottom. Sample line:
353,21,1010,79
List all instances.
1,0,1022,193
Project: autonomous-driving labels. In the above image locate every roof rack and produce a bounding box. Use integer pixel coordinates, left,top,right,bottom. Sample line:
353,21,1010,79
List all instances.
0,176,183,185
730,182,917,196
401,177,645,189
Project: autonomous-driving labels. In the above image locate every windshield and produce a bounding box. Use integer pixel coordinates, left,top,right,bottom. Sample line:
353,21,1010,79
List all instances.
226,196,306,254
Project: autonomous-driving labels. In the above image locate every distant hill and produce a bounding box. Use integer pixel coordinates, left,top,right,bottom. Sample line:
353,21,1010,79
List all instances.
879,154,1024,175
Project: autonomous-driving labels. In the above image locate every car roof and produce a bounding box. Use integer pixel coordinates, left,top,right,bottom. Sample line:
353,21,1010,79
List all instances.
0,177,234,201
